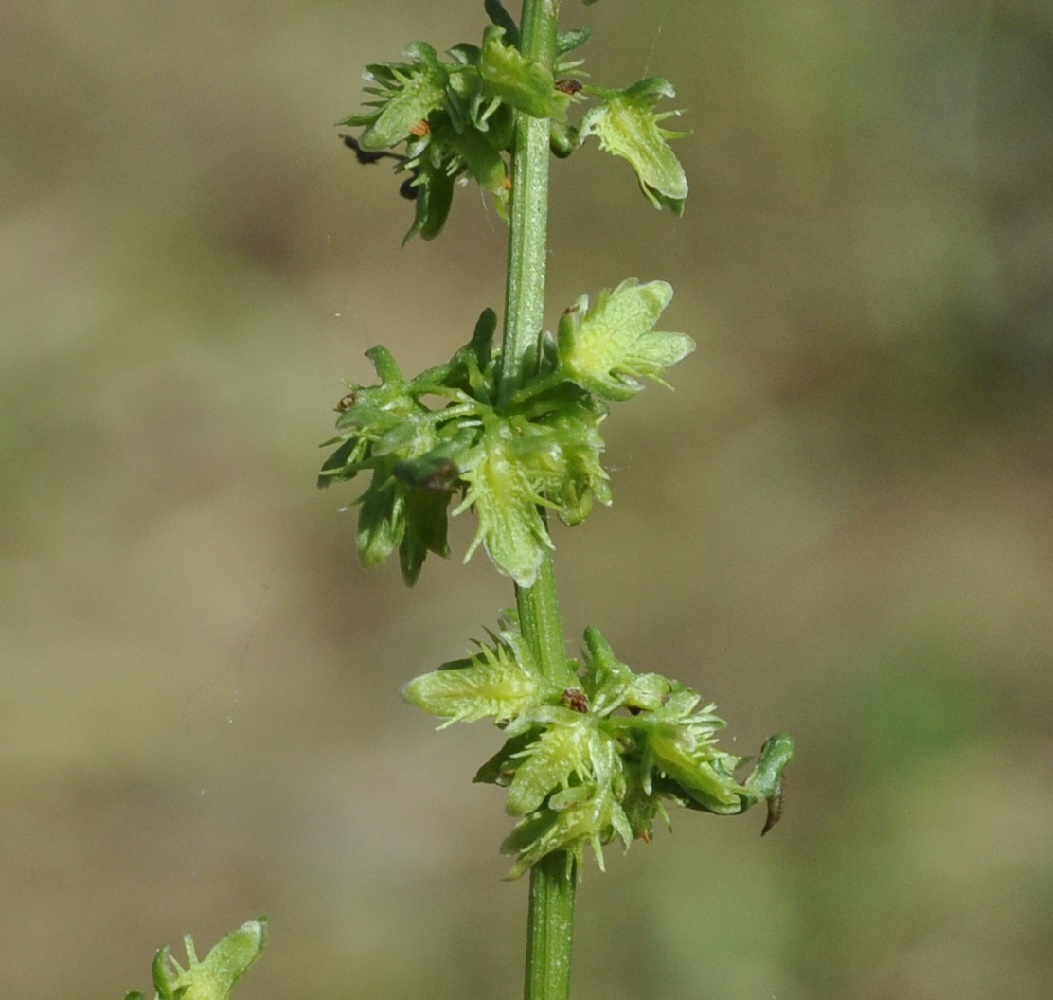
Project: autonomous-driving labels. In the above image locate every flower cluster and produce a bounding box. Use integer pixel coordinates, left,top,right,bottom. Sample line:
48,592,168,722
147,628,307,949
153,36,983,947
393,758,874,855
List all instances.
404,617,793,878
340,0,687,241
318,280,693,586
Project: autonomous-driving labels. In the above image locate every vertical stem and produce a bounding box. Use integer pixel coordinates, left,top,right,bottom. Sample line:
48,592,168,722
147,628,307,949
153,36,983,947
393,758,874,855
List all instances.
523,851,577,1000
514,551,573,688
497,108,552,409
497,0,560,409
497,3,576,999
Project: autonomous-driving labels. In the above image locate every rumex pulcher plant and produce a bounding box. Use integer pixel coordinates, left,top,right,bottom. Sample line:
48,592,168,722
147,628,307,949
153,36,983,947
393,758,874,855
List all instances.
123,2,793,997
320,1,794,997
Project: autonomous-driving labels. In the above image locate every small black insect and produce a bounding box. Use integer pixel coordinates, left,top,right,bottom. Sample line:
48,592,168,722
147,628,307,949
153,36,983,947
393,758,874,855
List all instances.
341,135,419,201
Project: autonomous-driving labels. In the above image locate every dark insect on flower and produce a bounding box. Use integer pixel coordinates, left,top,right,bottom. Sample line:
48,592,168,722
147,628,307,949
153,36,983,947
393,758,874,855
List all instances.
341,134,419,201
341,133,389,166
334,391,357,413
555,79,583,96
561,688,589,713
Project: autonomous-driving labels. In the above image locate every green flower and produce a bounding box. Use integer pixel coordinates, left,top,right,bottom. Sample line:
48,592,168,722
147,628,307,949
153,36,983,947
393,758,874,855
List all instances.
403,617,561,727
579,78,688,214
351,44,449,153
317,331,491,585
558,278,695,401
340,16,575,242
479,25,562,119
318,279,691,586
406,620,794,878
123,920,266,1000
455,417,555,587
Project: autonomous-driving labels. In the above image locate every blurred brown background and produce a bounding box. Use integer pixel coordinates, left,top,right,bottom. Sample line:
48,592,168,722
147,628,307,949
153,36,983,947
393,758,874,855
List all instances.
3,1,1052,997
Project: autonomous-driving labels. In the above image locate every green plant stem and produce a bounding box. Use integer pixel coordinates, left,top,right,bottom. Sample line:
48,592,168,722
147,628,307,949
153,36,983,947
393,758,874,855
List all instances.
496,0,560,409
514,550,573,687
497,3,576,998
523,850,577,1000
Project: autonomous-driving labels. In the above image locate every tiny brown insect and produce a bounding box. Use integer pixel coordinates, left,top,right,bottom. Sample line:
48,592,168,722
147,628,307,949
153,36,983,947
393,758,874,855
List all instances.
555,78,583,96
561,688,589,713
334,392,357,413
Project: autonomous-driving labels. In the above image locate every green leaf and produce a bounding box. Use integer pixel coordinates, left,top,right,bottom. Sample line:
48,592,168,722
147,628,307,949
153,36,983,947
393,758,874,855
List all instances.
317,435,367,487
474,729,537,787
645,729,746,813
405,149,457,242
441,118,510,202
500,788,627,879
356,471,404,567
558,278,695,401
744,732,795,834
579,78,688,213
579,625,634,715
398,487,453,585
529,404,612,526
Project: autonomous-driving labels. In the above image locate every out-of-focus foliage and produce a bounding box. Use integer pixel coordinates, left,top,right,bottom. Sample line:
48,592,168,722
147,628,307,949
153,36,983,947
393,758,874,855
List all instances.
3,2,1053,999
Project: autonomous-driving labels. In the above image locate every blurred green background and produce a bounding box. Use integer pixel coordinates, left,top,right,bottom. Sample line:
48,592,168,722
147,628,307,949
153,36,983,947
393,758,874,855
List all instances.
3,1,1052,997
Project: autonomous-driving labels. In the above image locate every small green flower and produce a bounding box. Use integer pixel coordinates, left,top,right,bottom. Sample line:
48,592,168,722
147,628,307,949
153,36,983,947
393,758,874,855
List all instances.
403,619,559,727
558,278,695,401
579,78,688,214
340,17,581,242
480,25,563,119
350,45,448,153
123,920,267,1000
455,417,555,587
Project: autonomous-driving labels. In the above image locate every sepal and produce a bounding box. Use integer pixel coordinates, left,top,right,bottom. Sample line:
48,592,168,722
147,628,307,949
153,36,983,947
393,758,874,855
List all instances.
455,418,555,587
124,920,266,1000
558,278,695,401
402,619,561,727
480,26,562,119
349,46,448,152
579,78,688,214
